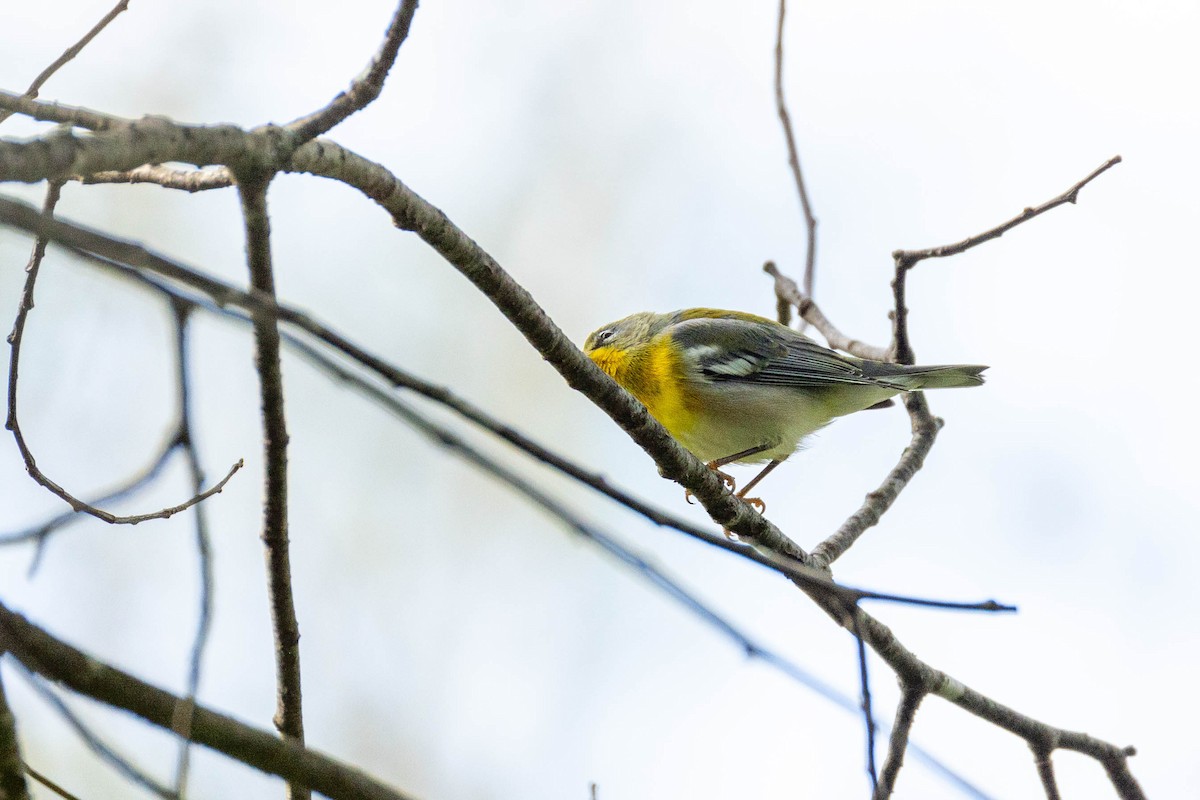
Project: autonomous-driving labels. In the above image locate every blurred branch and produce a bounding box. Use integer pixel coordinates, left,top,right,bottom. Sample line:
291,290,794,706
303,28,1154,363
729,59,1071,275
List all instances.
285,0,419,144
0,116,801,553
0,0,130,127
852,615,879,793
874,687,924,799
235,175,307,800
771,0,817,319
0,667,31,800
10,662,174,799
166,303,215,799
20,764,81,800
0,604,420,800
1032,745,1061,800
0,194,1019,617
2,182,242,528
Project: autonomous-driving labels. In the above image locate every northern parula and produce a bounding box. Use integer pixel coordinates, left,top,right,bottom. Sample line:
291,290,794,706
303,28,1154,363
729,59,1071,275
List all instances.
583,308,986,502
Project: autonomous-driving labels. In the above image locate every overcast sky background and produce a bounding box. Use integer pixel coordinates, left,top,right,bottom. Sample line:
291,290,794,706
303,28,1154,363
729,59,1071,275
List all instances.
2,1,1198,798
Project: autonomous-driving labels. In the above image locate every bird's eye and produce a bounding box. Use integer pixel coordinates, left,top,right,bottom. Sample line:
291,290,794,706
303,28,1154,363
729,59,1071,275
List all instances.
593,328,615,346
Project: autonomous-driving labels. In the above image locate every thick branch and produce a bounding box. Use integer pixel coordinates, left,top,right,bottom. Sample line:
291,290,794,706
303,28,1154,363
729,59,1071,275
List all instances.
0,105,799,553
0,195,1019,618
0,667,31,800
0,604,419,800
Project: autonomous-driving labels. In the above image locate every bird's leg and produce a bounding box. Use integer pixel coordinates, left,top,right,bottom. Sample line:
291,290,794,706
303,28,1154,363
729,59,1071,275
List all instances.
684,444,772,504
735,459,782,514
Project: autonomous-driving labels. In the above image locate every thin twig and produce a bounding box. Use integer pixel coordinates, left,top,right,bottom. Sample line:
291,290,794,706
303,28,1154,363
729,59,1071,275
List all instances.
0,666,32,800
0,0,131,126
764,261,888,360
0,429,179,549
874,687,925,799
20,763,81,800
285,0,420,145
235,175,306,800
168,302,215,800
0,118,800,549
0,603,419,800
11,662,174,798
0,196,1020,617
852,611,879,793
772,0,818,314
4,182,243,526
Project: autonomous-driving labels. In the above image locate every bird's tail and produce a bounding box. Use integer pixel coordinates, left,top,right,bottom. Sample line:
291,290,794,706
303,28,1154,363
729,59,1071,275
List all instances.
870,363,989,390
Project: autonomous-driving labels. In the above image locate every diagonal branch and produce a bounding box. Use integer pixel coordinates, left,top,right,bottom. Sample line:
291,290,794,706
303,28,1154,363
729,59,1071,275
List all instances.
0,0,131,127
0,603,420,800
0,194,1020,619
285,0,420,144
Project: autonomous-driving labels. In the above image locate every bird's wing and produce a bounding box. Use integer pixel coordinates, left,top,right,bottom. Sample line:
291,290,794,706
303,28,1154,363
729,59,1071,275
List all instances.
670,317,906,390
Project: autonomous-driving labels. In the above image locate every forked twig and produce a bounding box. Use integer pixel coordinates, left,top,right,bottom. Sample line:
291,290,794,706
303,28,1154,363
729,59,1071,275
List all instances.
0,0,130,126
3,183,242,527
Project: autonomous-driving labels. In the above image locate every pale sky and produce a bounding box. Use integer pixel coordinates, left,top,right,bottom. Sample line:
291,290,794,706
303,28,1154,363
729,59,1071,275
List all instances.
2,1,1198,798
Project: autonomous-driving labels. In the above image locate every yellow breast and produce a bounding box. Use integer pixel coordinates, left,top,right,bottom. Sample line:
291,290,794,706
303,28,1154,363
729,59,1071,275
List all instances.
587,337,698,438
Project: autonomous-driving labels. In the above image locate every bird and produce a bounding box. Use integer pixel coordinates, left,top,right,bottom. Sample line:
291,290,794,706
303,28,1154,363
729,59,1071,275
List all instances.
583,308,986,508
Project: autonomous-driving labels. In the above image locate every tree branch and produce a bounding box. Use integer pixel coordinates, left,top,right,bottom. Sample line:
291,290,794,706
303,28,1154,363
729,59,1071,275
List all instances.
235,174,306,800
0,604,420,800
0,117,802,552
285,0,420,144
0,0,130,127
771,0,818,316
0,667,31,800
9,662,174,798
0,194,1020,619
874,687,925,799
2,181,242,528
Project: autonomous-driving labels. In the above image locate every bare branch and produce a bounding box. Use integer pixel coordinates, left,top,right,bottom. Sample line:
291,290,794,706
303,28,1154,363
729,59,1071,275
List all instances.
891,155,1121,364
1032,746,1061,800
772,0,818,306
235,175,306,800
285,0,420,144
0,122,803,550
0,668,31,800
764,261,888,360
894,156,1122,266
852,613,879,793
3,182,242,528
20,764,80,800
874,688,925,799
167,303,216,799
0,90,121,131
10,662,174,799
0,603,421,800
0,0,131,126
0,194,1020,618
809,393,939,568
